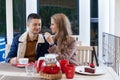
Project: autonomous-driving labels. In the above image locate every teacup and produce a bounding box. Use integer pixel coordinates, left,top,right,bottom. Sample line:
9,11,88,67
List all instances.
65,64,75,79
59,60,69,73
18,58,29,64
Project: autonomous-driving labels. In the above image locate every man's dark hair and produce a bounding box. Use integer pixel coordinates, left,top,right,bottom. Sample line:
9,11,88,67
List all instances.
27,13,41,22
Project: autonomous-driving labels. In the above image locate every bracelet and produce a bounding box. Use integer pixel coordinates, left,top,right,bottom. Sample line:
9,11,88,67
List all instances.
49,43,55,47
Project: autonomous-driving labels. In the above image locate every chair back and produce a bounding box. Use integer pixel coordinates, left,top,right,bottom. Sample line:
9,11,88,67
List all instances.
76,46,93,66
0,38,6,61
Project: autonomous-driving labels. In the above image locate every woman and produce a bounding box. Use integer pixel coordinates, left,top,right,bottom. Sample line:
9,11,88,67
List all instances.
45,13,79,65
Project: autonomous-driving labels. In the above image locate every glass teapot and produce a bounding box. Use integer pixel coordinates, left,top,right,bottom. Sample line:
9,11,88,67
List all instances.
41,54,61,74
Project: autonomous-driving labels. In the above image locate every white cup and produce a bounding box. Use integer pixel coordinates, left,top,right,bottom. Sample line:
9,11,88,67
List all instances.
18,58,29,64
25,63,35,77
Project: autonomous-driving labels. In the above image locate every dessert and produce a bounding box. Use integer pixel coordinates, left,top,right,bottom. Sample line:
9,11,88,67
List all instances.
84,67,95,73
84,63,95,73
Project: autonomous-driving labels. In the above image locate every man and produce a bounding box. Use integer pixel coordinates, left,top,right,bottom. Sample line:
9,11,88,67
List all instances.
5,13,49,64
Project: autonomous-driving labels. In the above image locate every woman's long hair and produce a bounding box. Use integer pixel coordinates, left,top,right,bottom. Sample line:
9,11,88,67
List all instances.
51,13,72,52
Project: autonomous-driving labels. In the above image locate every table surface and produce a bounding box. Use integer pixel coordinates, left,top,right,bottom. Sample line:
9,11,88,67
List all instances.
0,63,119,80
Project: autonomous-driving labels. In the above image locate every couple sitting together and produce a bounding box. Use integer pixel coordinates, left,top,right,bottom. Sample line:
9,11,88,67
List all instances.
5,13,80,66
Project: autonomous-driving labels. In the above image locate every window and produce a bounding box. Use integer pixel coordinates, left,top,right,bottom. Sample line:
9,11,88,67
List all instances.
38,0,79,35
13,0,26,36
90,0,98,46
0,0,6,37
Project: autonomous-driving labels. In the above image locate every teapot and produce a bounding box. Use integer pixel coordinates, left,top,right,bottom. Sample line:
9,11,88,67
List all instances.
36,57,44,73
41,54,61,74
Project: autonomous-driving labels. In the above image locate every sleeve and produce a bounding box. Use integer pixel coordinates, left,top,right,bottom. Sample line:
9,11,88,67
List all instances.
58,40,77,60
48,38,77,61
5,35,19,63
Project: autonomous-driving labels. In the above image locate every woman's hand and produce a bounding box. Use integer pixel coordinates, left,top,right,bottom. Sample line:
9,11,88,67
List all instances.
44,32,54,44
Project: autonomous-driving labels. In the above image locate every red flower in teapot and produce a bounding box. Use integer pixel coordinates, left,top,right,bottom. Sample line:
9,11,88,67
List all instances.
41,54,61,74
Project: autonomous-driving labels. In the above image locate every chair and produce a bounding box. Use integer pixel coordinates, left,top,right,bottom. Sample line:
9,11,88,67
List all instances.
76,41,82,47
0,38,6,62
76,46,93,66
91,46,99,66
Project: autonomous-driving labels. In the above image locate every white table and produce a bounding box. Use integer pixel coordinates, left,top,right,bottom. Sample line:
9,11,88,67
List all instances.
0,63,119,80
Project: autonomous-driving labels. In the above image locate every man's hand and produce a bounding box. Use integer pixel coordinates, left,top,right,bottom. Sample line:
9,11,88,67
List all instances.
9,57,18,64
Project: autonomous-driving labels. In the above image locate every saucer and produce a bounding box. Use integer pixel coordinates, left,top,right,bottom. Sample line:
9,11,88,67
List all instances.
13,63,27,68
75,66,105,76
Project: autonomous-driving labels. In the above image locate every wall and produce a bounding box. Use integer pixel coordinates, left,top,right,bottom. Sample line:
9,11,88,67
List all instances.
98,0,110,63
6,0,13,45
79,0,90,46
115,0,120,36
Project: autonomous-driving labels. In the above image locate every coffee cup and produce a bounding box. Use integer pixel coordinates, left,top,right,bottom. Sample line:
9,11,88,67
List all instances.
18,58,29,64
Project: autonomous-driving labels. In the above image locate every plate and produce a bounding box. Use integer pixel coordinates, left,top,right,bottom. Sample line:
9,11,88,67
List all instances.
13,63,27,68
75,66,105,75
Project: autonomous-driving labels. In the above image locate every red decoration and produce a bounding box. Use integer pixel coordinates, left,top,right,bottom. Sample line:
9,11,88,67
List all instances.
41,65,60,74
89,63,95,68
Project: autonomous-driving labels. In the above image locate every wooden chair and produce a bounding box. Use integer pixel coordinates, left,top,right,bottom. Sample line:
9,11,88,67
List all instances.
76,41,82,47
76,46,93,66
92,46,99,66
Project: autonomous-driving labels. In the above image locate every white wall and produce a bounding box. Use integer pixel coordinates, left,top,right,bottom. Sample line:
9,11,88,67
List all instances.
6,0,13,45
115,0,120,36
26,0,37,30
98,0,120,63
109,0,115,34
79,0,90,46
26,0,37,19
98,0,110,62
